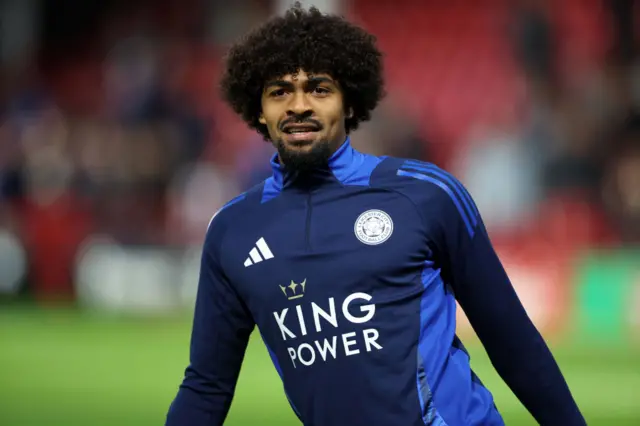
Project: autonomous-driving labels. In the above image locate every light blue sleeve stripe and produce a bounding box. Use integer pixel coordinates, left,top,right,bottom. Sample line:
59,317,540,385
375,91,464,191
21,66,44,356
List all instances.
264,342,302,420
416,351,429,424
403,160,479,221
265,343,284,378
416,263,449,426
397,169,475,237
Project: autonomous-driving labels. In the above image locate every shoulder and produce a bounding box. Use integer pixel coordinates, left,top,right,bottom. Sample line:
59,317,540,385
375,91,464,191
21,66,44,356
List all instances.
371,156,479,231
205,181,266,249
371,156,466,202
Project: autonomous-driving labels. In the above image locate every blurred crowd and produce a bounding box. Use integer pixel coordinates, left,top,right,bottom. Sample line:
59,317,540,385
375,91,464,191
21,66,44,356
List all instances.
0,0,638,300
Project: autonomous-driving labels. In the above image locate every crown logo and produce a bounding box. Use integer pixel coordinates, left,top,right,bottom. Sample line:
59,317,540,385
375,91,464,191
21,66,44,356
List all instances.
279,279,307,300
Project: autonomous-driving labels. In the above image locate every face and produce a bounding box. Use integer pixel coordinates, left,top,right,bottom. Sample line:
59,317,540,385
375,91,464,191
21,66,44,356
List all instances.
259,70,350,172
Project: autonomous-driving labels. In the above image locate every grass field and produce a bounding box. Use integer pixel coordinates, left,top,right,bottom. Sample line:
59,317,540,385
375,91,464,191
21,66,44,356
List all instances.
1,306,638,426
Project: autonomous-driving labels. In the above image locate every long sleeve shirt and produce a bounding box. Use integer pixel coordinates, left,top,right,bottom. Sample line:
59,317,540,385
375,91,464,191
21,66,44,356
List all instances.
166,138,585,426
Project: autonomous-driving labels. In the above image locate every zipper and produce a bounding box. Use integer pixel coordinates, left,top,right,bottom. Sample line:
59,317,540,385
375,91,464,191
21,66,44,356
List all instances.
305,193,312,250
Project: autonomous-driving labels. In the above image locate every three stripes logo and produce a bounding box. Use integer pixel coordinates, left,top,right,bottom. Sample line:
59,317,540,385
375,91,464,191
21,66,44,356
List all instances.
397,160,479,237
244,237,274,267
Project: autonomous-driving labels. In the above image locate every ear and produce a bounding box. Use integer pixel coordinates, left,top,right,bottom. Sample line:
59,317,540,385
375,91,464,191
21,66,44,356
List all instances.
259,113,266,125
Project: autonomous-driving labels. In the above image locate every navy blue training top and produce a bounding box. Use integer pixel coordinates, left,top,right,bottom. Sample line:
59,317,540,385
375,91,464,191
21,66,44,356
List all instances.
166,138,585,426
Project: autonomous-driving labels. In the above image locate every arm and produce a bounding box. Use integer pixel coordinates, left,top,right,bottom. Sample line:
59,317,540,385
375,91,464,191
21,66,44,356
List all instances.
431,181,585,425
166,220,255,425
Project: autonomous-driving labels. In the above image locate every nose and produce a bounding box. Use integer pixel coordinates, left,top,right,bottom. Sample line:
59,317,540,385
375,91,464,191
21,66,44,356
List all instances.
287,91,312,116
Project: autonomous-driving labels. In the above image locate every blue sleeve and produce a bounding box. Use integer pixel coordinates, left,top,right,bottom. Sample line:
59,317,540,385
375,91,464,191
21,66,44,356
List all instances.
166,218,255,426
430,182,586,425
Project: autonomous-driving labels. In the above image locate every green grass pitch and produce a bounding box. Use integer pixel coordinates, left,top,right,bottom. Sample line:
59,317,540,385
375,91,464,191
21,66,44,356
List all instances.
1,307,638,426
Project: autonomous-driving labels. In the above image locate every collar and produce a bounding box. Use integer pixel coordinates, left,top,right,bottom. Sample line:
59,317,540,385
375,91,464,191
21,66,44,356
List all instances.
270,137,359,189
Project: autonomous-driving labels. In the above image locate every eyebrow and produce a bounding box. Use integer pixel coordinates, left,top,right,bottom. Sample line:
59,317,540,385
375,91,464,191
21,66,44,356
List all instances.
264,76,337,91
264,79,293,90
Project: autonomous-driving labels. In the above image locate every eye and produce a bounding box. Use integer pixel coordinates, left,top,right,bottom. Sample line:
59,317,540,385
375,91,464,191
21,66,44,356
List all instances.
313,87,330,96
269,88,286,97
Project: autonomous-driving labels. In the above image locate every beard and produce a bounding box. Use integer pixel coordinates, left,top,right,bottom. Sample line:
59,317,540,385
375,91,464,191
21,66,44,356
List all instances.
275,138,333,174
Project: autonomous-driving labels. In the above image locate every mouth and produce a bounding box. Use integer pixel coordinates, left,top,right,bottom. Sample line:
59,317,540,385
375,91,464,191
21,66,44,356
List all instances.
282,124,321,143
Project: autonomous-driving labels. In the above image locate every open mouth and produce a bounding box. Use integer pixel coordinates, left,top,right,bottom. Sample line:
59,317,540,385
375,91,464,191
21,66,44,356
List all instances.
282,124,321,143
282,125,320,134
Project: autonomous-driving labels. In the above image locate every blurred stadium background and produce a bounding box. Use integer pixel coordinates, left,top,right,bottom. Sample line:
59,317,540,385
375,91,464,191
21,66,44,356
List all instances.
1,0,639,425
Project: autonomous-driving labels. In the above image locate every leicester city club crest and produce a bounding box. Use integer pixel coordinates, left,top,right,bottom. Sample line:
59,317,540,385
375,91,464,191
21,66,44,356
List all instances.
354,209,393,245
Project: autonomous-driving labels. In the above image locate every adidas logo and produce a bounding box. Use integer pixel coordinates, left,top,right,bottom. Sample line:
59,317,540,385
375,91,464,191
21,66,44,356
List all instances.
244,237,274,267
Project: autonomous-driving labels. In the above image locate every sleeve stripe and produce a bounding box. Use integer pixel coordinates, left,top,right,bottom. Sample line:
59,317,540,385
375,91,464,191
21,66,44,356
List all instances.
263,340,303,420
397,169,475,237
403,160,480,219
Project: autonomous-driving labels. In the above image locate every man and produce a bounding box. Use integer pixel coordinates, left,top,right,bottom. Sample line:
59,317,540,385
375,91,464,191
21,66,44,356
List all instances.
166,4,585,425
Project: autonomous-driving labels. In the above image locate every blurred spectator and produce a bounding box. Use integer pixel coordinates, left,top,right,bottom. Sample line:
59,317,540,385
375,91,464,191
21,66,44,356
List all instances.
601,114,640,245
512,0,558,103
166,161,241,245
11,101,94,299
455,109,541,234
350,96,429,161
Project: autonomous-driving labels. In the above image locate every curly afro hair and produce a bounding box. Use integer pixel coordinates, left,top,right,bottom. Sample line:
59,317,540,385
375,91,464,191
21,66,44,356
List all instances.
220,3,385,140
